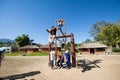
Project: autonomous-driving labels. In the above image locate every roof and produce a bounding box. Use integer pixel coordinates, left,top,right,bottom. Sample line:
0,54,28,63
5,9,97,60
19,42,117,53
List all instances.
20,45,40,49
20,44,61,49
78,43,108,48
40,44,61,48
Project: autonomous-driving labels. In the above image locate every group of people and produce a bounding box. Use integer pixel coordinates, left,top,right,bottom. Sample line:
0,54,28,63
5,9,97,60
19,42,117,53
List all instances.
47,19,71,69
46,26,66,49
46,19,65,47
50,50,71,69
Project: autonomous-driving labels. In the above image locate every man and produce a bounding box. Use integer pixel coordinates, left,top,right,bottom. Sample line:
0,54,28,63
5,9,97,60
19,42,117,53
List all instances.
46,26,57,44
57,19,64,27
64,50,71,69
0,48,5,67
0,51,2,67
61,39,66,49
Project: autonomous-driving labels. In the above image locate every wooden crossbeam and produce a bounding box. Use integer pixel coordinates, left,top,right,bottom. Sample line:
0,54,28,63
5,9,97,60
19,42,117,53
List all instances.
55,34,72,38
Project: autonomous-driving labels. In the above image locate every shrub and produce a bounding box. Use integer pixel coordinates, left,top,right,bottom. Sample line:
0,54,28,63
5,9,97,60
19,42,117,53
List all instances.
112,48,120,52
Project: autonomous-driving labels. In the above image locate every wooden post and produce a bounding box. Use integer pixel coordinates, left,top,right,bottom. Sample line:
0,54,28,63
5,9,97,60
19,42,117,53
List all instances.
55,42,57,65
48,43,51,66
70,33,76,67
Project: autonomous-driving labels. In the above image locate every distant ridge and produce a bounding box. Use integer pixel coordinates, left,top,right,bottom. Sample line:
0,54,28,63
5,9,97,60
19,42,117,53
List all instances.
0,38,16,43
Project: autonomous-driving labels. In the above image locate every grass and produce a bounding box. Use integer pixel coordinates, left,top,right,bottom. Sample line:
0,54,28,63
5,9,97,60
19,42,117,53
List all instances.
112,52,120,55
5,52,49,56
5,52,21,56
27,52,48,56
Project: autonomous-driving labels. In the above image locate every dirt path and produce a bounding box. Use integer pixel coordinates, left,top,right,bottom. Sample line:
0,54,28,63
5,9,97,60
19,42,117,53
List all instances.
0,55,120,80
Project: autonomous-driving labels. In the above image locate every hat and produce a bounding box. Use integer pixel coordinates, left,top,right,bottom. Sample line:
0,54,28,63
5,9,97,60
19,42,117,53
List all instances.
65,50,69,53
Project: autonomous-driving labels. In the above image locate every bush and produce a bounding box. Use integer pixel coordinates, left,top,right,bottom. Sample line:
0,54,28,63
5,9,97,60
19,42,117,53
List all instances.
112,48,120,52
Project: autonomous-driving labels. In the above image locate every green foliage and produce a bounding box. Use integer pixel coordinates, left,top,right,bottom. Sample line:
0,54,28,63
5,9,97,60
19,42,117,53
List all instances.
112,48,120,52
90,20,120,48
15,34,31,47
0,42,3,47
89,21,108,40
65,42,71,50
82,39,93,43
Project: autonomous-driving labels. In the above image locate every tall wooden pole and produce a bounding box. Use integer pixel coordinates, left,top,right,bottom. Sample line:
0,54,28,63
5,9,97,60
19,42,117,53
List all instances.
48,43,51,66
55,39,57,65
70,33,76,67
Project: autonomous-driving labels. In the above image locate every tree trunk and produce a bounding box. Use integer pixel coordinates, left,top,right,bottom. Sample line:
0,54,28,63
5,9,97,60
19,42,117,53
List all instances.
116,44,119,48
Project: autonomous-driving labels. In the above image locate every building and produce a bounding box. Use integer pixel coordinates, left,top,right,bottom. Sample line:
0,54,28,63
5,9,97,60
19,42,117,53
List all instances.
20,45,41,53
19,44,61,53
0,47,12,53
78,43,108,54
40,44,61,52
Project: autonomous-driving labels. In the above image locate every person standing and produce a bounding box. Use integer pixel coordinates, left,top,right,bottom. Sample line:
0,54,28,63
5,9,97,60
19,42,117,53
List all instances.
46,26,57,44
60,54,64,68
64,50,71,69
50,50,55,69
56,55,61,68
61,39,66,49
0,51,3,67
57,54,64,68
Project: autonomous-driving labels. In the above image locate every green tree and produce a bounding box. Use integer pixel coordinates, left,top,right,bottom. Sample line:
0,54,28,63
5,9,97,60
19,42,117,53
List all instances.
0,42,3,47
97,25,120,48
82,39,93,43
89,20,120,48
7,41,14,46
65,42,70,50
89,21,108,40
15,34,30,47
112,25,120,48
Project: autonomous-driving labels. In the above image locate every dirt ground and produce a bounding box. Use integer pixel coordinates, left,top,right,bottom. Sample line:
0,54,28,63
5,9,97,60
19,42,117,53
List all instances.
0,54,120,80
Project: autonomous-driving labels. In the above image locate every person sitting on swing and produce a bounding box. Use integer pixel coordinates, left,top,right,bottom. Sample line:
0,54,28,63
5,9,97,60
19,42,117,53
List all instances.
61,39,66,49
57,54,64,68
46,26,58,44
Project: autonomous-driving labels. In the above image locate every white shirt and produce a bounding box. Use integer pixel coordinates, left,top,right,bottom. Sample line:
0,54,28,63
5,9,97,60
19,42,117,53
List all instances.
50,51,55,60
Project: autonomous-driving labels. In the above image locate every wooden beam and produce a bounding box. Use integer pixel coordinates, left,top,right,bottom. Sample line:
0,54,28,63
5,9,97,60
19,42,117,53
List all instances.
55,34,72,38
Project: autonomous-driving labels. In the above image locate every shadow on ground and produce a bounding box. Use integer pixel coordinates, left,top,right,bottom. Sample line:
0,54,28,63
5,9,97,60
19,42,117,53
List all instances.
76,59,102,73
0,71,40,80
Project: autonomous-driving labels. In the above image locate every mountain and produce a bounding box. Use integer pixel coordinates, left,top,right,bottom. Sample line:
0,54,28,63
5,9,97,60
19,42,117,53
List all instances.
0,38,16,43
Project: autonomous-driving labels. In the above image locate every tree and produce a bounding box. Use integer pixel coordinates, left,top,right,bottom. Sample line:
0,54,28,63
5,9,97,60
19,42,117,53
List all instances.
15,34,30,47
97,24,120,48
65,42,70,50
0,42,3,47
29,39,34,45
112,25,120,48
89,21,108,40
89,20,120,48
82,39,93,43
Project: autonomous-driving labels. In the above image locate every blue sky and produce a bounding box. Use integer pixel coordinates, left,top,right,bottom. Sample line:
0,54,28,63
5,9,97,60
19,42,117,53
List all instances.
0,0,120,44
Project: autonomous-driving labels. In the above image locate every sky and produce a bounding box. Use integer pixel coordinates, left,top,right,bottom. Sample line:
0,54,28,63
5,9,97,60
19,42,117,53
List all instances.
0,0,120,44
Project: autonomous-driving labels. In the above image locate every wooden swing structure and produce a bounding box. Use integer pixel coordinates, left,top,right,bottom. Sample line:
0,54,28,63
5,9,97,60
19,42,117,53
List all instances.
47,19,76,67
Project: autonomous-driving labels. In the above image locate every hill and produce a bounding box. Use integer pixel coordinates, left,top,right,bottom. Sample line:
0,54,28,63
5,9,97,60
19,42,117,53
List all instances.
0,38,16,43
